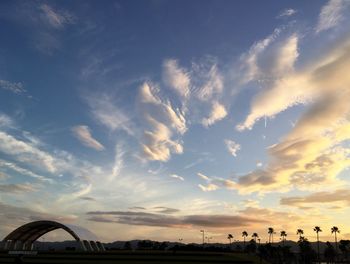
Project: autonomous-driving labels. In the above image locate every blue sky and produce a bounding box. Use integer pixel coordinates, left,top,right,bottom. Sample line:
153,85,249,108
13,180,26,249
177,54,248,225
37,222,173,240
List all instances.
1,0,350,243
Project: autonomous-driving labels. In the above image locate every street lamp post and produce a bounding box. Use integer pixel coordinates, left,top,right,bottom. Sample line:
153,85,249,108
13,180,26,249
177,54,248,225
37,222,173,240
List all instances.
200,230,205,246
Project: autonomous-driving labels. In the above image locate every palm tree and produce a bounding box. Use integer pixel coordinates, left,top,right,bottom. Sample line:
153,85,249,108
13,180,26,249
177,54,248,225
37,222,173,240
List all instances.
280,231,287,246
331,226,340,256
242,231,248,249
227,234,233,245
252,233,259,243
268,228,275,244
314,226,322,263
297,229,304,240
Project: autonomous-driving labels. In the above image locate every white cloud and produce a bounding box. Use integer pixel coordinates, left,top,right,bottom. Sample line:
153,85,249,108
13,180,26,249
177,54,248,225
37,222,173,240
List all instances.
197,172,236,192
277,8,297,18
316,0,349,33
238,28,282,84
86,94,134,136
0,183,37,194
39,4,76,29
110,143,125,181
0,131,57,173
197,172,210,181
72,125,105,151
0,126,104,194
0,159,53,183
138,82,186,161
0,113,14,128
141,116,183,161
237,34,303,131
163,59,190,98
170,174,184,181
233,36,350,193
198,183,219,192
224,139,241,157
272,34,299,76
0,80,26,94
193,62,224,101
202,101,227,127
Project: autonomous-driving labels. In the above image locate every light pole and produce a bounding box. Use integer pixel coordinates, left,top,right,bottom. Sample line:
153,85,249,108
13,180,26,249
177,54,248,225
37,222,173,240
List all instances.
200,230,205,246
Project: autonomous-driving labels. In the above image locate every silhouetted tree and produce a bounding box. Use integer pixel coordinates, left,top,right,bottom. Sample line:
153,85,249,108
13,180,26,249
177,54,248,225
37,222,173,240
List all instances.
331,226,340,257
280,231,287,246
235,244,242,251
298,236,316,264
137,240,153,250
227,234,233,245
268,227,275,244
324,241,336,263
297,229,304,240
252,232,259,243
313,226,322,263
242,231,248,249
123,241,132,250
227,234,233,249
245,239,256,253
339,240,350,261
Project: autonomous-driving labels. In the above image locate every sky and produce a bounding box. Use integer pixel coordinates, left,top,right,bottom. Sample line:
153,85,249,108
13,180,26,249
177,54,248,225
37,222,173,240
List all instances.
0,0,350,244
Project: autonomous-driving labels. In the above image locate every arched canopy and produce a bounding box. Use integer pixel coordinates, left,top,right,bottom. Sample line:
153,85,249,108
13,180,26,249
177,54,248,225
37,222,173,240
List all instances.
3,220,81,243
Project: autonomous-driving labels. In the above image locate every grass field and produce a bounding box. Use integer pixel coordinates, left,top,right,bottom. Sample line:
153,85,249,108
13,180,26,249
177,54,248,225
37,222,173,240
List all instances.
0,250,269,264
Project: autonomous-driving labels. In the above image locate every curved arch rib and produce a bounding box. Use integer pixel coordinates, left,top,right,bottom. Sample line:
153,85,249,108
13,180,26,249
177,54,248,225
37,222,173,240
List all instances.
3,220,81,243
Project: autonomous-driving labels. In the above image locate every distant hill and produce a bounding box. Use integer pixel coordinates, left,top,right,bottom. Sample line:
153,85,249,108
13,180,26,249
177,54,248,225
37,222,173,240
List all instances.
32,239,339,253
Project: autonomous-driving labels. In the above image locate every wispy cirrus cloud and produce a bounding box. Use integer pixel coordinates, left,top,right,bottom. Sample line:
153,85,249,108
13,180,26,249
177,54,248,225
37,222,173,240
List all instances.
277,8,297,18
0,80,26,94
192,61,224,102
237,28,282,85
6,2,77,54
316,0,349,33
0,183,37,194
224,139,241,157
162,57,227,128
232,35,350,193
0,159,52,183
86,94,135,136
138,82,186,161
109,143,125,181
0,131,57,173
163,59,190,99
0,113,15,128
197,172,235,192
170,174,184,181
237,33,300,131
72,125,105,151
39,3,76,29
198,183,219,192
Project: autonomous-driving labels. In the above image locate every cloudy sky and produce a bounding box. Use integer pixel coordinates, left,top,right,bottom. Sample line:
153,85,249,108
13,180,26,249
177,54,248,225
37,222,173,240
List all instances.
1,0,350,243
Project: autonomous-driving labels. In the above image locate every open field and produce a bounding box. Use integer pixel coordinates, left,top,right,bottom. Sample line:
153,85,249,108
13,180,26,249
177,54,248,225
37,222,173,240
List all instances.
0,250,268,264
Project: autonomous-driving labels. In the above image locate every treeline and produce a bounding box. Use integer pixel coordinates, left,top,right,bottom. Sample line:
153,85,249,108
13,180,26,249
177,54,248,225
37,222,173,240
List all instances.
105,238,350,263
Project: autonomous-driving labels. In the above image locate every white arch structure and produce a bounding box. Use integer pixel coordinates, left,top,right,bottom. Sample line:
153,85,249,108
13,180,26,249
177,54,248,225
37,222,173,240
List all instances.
0,220,105,252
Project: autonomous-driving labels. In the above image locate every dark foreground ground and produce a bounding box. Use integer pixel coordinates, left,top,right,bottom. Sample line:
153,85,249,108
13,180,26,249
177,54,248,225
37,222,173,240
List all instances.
0,250,268,264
